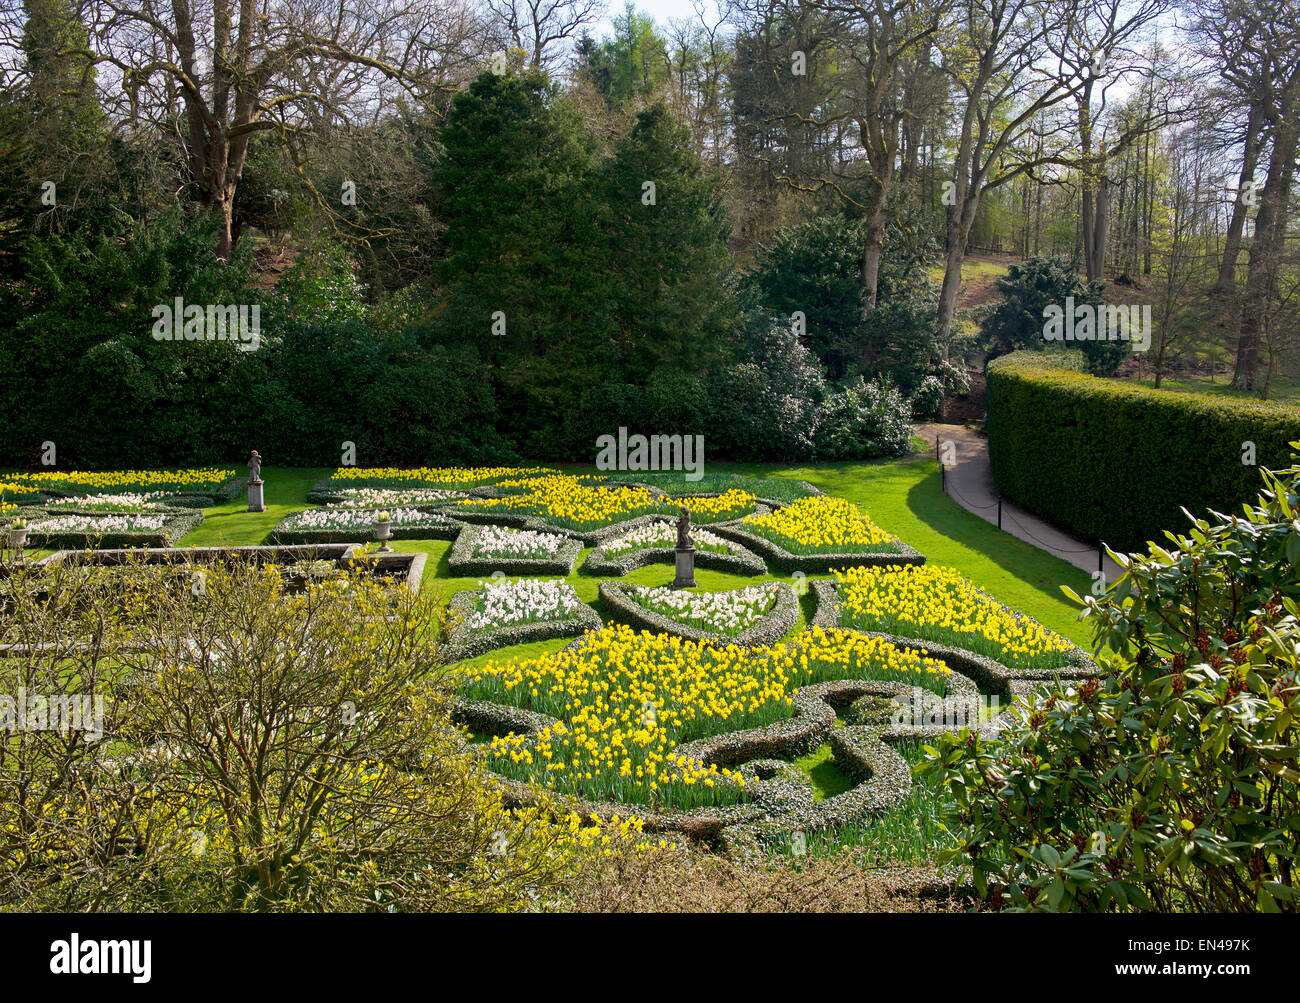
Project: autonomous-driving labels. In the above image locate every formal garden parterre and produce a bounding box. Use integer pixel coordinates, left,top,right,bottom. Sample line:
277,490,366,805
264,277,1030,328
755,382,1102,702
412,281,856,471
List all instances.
4,456,1293,913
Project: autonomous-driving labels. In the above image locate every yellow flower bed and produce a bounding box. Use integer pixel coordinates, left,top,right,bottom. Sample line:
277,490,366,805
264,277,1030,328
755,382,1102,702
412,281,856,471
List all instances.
462,623,949,809
8,467,238,495
742,496,899,554
328,466,559,488
834,564,1075,670
456,475,755,531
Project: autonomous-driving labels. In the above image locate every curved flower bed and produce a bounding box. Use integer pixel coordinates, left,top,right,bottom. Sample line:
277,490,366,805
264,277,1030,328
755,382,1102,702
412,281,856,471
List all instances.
599,581,799,647
810,579,1098,693
271,506,459,545
305,486,470,508
17,506,204,549
317,465,560,491
445,523,584,576
581,518,767,576
443,578,603,662
452,474,758,535
455,642,997,847
711,519,926,573
833,564,1082,672
455,624,953,814
11,467,240,498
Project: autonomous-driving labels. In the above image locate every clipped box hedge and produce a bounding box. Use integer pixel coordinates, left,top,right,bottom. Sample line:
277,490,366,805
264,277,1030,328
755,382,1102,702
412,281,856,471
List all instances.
987,353,1300,553
442,585,603,662
13,506,204,550
270,508,461,545
598,580,799,647
708,521,925,574
581,526,768,576
445,523,584,577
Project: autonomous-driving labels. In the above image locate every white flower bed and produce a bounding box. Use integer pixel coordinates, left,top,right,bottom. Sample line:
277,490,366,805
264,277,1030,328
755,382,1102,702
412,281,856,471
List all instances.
626,583,781,636
29,513,168,533
604,520,737,557
46,491,168,511
470,525,567,559
327,487,465,508
464,578,582,631
279,507,448,531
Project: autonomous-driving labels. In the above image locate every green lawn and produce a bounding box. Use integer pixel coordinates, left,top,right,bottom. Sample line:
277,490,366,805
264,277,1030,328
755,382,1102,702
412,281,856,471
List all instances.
1122,374,1300,407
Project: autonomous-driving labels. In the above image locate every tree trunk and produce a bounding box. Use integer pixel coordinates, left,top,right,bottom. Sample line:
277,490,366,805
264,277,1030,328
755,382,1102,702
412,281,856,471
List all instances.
1092,175,1110,282
860,197,888,316
935,215,966,348
1216,101,1265,294
1233,122,1298,390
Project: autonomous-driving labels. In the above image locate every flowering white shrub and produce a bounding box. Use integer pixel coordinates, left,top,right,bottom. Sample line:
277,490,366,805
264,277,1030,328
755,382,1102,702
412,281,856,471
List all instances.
279,507,448,531
603,520,737,558
626,583,780,636
29,513,168,533
470,525,567,559
464,578,582,632
46,492,168,511
327,487,465,508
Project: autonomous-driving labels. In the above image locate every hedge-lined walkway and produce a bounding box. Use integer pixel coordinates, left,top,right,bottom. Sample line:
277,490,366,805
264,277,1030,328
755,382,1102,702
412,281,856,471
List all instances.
914,423,1124,581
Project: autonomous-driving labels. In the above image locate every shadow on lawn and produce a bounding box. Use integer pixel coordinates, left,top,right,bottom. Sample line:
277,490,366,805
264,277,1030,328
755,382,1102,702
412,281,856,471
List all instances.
903,468,1095,616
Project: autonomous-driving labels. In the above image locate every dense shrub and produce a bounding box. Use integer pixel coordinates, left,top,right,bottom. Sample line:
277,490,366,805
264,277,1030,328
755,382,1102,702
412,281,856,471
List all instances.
813,377,913,460
926,455,1300,912
745,211,943,393
980,255,1128,376
987,352,1300,552
0,560,602,911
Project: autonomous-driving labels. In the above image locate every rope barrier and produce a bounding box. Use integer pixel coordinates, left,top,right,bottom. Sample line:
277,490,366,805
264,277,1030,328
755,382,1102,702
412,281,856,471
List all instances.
938,459,1107,559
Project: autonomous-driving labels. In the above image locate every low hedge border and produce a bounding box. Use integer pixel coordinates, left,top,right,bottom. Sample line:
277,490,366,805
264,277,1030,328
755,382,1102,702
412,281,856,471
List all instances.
13,506,205,550
441,585,603,663
708,521,925,573
270,508,463,546
452,669,999,846
597,580,799,647
810,579,1098,696
38,490,218,508
445,523,584,577
581,525,768,577
446,506,766,546
303,483,472,507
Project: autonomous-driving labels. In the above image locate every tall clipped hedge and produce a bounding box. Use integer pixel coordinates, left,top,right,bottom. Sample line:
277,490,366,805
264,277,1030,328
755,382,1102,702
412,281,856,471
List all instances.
986,352,1300,553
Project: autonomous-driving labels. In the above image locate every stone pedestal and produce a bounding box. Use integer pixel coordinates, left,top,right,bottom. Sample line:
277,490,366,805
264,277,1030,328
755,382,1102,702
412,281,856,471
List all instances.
247,479,265,513
671,546,696,589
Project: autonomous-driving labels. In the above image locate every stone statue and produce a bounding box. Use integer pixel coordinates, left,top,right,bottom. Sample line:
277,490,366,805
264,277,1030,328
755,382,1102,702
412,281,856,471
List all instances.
247,450,263,483
671,505,695,588
675,505,692,550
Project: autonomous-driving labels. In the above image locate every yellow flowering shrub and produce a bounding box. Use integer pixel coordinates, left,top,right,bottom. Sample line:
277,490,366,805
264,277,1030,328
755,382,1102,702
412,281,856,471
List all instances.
456,475,756,531
1,559,654,912
834,564,1076,670
742,496,899,554
463,623,949,809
